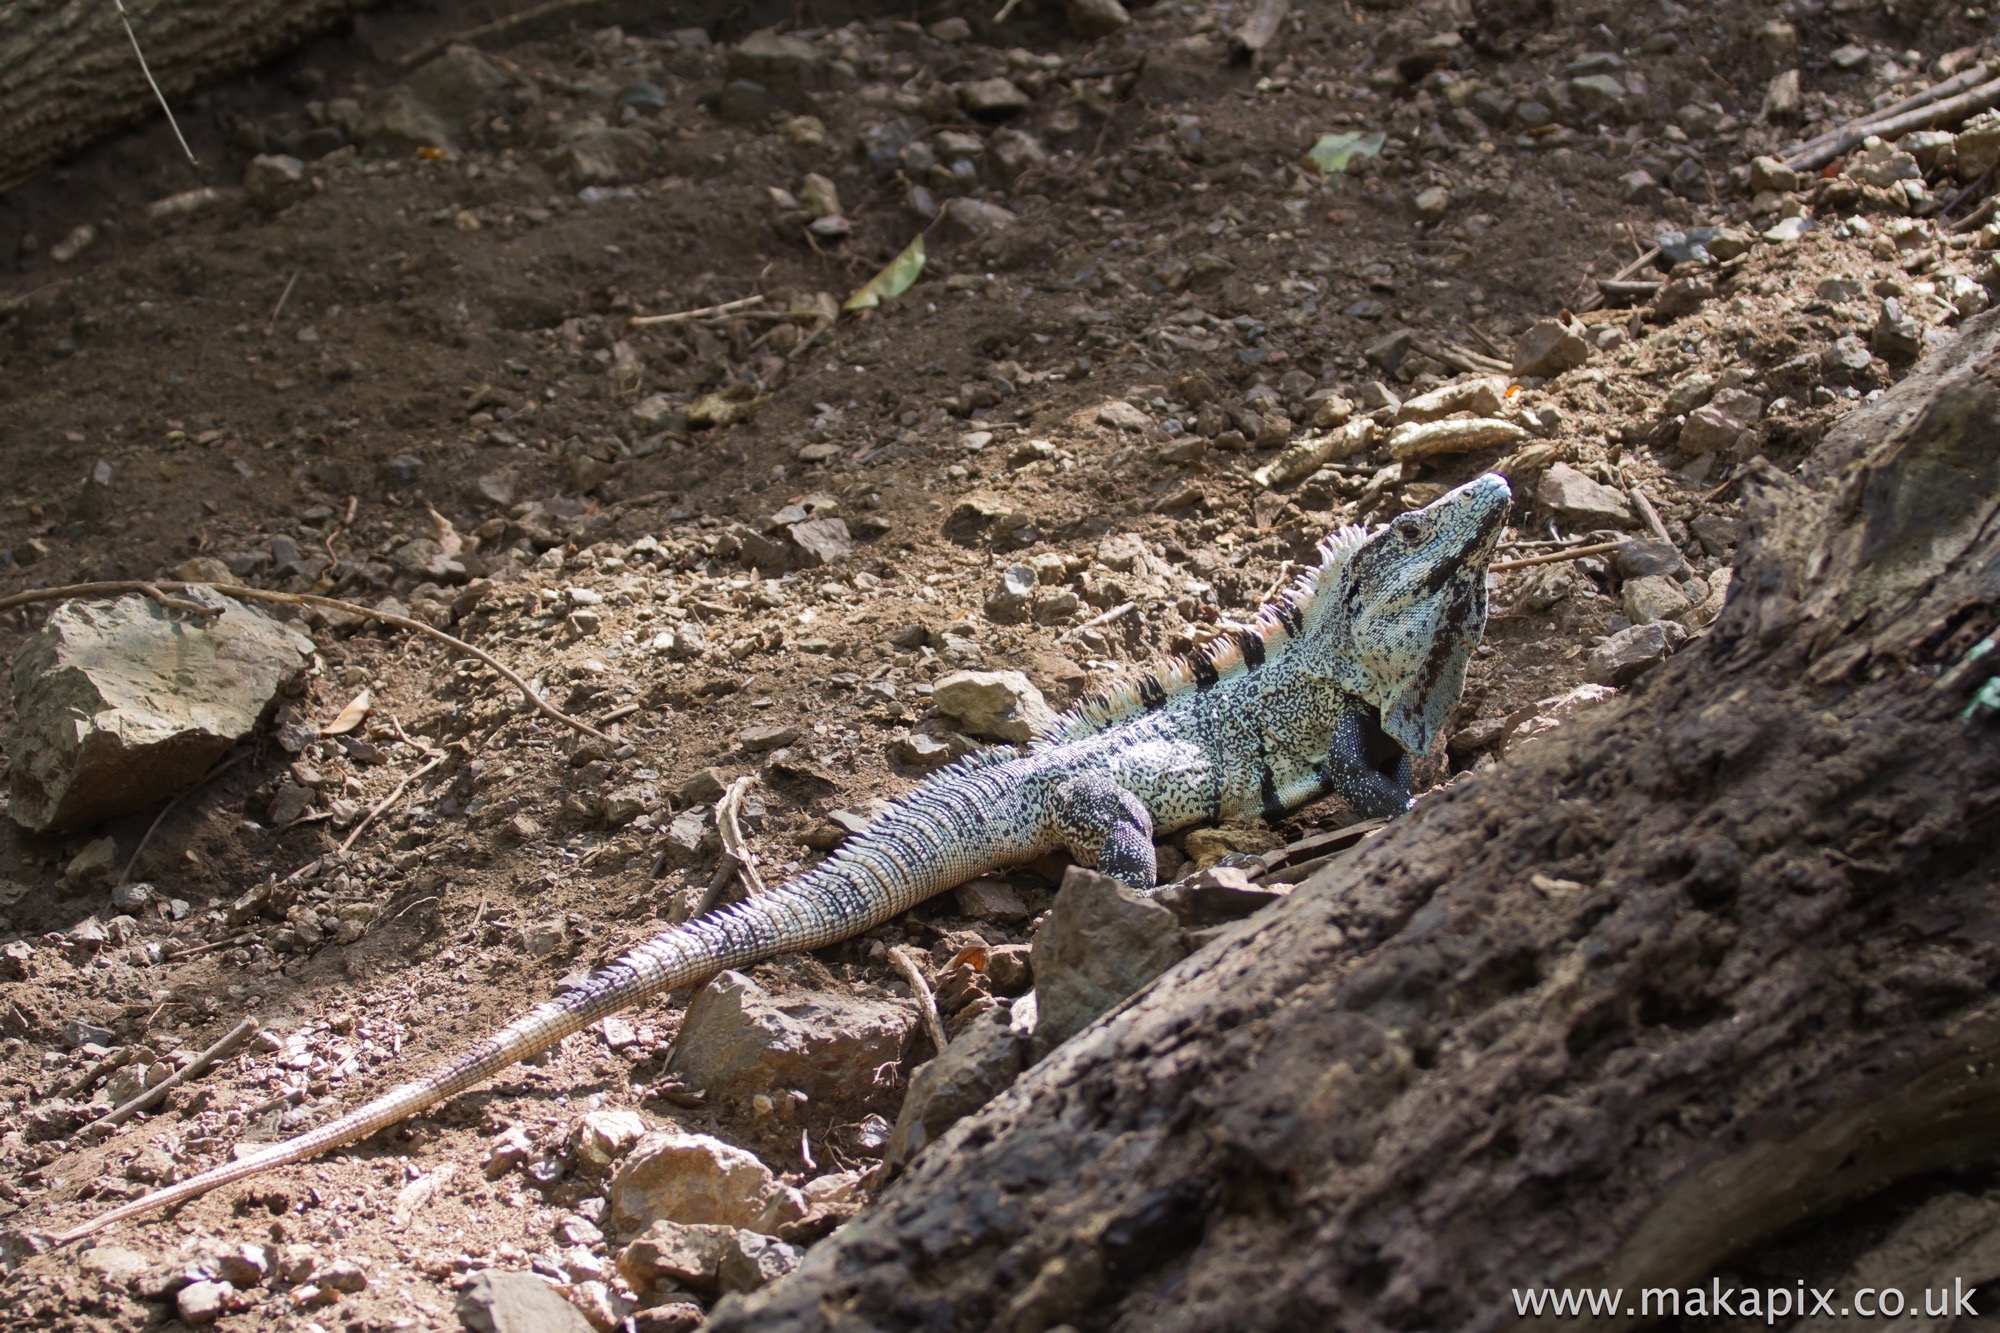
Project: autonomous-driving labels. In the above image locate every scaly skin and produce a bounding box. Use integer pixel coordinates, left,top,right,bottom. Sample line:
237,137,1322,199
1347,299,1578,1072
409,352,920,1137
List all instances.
51,473,1510,1244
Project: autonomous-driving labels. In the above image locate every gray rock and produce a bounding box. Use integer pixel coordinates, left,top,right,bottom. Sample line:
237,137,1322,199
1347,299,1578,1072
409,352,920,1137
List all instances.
406,44,510,126
1569,74,1628,117
548,128,656,186
955,876,1030,921
1618,168,1661,206
679,767,729,803
1032,867,1186,1048
77,1243,152,1288
1536,463,1635,530
957,77,1031,117
983,564,1038,624
7,593,314,832
715,80,772,125
1095,400,1150,432
569,1109,651,1175
353,86,455,154
717,1231,804,1295
1364,328,1417,376
1749,154,1799,193
930,670,1057,743
616,1220,734,1295
737,725,799,752
1587,621,1686,686
609,1131,775,1232
64,835,117,886
1662,370,1716,418
1512,316,1591,378
788,516,851,566
886,1003,1029,1167
894,732,952,769
668,970,914,1104
455,1268,594,1333
1824,334,1874,375
1689,513,1740,557
989,128,1047,180
1613,539,1686,580
1679,401,1747,455
1622,575,1694,625
726,30,825,98
177,1280,228,1324
937,197,1017,242
665,624,706,661
1652,275,1714,321
1873,298,1925,365
1957,110,2000,180
1067,0,1132,36
738,530,790,571
242,154,307,210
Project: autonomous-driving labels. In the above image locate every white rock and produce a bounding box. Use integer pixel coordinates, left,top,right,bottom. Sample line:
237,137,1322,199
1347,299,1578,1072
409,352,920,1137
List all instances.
930,670,1058,743
610,1131,775,1231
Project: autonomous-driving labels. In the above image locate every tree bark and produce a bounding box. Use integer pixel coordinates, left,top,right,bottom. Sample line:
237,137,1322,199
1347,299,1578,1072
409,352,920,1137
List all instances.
711,313,2000,1332
0,0,378,190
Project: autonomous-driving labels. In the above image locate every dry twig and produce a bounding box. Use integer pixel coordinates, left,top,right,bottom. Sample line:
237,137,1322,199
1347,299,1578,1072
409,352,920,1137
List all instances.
112,0,196,166
1782,62,1995,168
628,295,765,327
1056,601,1138,643
0,581,613,744
889,946,950,1056
340,755,446,855
1786,71,2000,172
81,1018,259,1136
1490,540,1624,573
264,270,301,337
714,776,767,896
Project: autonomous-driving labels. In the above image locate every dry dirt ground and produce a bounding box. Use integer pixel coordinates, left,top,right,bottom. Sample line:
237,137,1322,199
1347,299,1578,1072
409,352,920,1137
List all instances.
0,0,1995,1327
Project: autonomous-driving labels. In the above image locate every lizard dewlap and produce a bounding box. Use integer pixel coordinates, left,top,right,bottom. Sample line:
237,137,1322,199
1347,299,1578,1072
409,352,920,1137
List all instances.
55,473,1512,1244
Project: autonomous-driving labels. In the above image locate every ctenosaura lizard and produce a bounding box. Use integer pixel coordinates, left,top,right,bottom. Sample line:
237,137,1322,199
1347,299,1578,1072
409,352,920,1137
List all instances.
53,471,1511,1243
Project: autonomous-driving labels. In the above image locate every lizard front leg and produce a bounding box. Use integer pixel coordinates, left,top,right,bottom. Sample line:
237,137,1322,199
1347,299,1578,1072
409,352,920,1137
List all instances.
1322,706,1416,819
1046,771,1158,892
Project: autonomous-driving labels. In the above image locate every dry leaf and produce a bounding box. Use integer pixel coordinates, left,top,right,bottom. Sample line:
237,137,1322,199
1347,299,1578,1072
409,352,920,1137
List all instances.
321,690,373,737
842,236,926,312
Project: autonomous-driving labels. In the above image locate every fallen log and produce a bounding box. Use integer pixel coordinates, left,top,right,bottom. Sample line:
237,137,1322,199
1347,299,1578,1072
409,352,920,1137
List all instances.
712,313,2000,1330
0,0,379,190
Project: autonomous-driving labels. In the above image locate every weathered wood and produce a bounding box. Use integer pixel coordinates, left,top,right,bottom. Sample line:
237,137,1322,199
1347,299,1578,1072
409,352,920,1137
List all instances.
0,0,379,190
712,314,2000,1330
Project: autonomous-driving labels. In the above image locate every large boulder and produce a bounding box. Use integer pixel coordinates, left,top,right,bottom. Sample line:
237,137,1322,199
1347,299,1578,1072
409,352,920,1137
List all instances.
667,970,914,1107
6,592,314,832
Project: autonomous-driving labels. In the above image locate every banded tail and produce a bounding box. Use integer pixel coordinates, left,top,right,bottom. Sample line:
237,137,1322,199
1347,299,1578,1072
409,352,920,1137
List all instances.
53,756,1034,1244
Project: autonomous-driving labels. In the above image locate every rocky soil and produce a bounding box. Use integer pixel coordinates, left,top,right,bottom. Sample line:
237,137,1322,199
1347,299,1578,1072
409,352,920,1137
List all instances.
1,0,1998,1327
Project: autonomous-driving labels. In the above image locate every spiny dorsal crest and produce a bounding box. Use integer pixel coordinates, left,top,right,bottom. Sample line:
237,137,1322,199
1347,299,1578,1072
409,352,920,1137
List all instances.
1035,524,1369,748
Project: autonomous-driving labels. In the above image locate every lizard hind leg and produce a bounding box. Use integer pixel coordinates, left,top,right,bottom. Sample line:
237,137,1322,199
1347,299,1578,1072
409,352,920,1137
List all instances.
1046,772,1158,893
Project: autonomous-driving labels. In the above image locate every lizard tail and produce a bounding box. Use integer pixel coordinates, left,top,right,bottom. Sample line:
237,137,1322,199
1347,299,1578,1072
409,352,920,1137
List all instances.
49,925,704,1245
51,751,1039,1245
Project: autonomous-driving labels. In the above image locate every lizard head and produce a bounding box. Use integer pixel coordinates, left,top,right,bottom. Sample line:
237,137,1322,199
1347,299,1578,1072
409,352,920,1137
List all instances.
1328,472,1512,758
